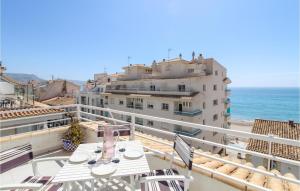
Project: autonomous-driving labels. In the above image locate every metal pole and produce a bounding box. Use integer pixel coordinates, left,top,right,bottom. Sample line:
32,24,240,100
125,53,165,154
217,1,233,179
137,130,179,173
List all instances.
267,134,273,171
168,48,172,59
131,114,135,140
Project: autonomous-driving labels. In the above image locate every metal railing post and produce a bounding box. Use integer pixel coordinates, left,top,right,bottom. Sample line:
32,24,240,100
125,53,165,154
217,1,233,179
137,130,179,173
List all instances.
76,104,81,121
131,114,135,140
267,134,273,171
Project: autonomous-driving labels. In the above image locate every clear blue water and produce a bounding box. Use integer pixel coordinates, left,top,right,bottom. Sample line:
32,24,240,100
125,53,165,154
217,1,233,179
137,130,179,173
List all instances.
230,88,300,122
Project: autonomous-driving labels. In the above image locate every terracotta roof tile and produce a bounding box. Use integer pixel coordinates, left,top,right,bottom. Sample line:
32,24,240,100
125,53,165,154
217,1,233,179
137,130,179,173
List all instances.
247,119,300,161
0,108,64,120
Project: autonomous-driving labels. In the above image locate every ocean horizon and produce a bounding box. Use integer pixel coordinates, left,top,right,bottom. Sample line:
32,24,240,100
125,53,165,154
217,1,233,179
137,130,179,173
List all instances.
230,87,300,122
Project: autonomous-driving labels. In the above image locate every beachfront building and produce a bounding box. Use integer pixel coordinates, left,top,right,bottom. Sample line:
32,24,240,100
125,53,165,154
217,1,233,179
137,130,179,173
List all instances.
78,53,231,153
246,119,300,178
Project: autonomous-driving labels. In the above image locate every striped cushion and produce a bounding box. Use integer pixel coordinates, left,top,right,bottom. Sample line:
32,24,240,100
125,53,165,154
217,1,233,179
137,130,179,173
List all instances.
11,176,63,191
0,144,33,174
141,169,184,191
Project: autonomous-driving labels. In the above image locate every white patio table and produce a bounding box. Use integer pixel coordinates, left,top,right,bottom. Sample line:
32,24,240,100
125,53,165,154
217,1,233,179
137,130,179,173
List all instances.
52,140,150,190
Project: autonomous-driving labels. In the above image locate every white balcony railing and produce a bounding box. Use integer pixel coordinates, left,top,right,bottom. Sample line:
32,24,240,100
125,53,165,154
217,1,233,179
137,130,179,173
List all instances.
1,104,300,190
106,86,198,96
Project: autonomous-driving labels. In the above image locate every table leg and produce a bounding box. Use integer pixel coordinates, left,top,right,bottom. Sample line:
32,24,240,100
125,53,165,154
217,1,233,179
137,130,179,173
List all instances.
62,183,67,191
130,175,135,191
62,182,70,191
90,180,95,191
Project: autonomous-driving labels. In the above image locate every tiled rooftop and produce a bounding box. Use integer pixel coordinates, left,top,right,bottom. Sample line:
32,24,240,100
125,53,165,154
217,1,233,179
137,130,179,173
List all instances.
0,108,64,120
247,119,300,161
129,131,299,191
41,97,76,106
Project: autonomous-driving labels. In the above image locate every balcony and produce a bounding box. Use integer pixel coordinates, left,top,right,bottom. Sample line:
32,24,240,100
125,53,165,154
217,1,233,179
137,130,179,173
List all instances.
106,86,198,97
224,98,230,104
224,112,231,119
225,88,231,96
1,104,299,191
174,109,202,117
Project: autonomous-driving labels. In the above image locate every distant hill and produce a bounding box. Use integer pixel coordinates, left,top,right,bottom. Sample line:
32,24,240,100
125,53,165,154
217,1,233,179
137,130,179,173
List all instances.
68,80,85,87
5,73,46,83
5,73,85,87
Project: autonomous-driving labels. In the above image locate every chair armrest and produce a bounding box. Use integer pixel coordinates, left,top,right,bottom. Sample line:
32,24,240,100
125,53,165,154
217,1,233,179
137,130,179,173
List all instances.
32,156,69,176
0,183,42,190
140,175,186,183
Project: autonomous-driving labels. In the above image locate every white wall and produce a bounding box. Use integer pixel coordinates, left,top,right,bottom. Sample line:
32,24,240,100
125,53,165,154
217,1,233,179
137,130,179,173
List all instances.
0,81,15,95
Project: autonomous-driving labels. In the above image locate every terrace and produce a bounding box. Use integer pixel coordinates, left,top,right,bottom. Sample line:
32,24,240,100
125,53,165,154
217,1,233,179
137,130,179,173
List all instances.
0,104,300,191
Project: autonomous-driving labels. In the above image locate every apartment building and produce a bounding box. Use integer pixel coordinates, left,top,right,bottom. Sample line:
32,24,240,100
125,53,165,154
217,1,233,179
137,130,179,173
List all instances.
78,53,231,153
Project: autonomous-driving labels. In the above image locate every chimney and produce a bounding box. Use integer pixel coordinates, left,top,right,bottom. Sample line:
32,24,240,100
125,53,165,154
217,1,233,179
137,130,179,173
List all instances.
288,120,295,127
179,53,182,59
192,51,195,61
163,59,165,62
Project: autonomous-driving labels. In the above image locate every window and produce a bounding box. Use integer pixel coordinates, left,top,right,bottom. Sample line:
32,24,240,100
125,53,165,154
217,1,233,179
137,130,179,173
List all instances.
119,100,124,105
213,114,218,121
178,84,185,92
150,85,155,91
203,102,206,109
147,103,154,109
213,132,217,136
203,120,206,125
147,120,154,126
213,85,217,91
162,103,169,111
203,84,206,91
215,70,218,76
188,68,194,73
110,98,114,104
213,99,218,106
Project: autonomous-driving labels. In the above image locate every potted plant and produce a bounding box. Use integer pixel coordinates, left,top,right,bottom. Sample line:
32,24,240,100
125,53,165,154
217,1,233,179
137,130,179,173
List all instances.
62,114,84,151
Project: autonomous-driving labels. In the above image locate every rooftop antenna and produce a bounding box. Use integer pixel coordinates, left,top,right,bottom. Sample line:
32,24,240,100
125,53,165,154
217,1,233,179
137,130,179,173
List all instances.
127,56,131,66
168,48,172,60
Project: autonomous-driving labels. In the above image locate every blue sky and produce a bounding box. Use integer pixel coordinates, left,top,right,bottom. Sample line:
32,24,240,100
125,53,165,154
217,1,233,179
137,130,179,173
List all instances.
1,0,299,87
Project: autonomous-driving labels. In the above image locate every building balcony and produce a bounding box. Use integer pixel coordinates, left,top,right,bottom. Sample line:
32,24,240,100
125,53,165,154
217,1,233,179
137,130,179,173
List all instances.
225,88,231,96
126,104,143,110
106,86,198,97
1,104,299,191
224,98,230,104
224,112,231,117
174,109,202,117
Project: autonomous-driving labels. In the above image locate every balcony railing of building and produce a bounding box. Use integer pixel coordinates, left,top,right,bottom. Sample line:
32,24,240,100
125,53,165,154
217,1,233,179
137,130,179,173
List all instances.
225,88,231,96
224,112,231,117
106,86,198,96
126,103,143,110
224,98,230,104
173,127,202,137
174,109,202,116
1,104,300,191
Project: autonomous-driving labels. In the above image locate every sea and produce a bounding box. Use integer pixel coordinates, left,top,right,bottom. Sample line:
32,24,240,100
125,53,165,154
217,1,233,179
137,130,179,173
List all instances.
230,87,300,122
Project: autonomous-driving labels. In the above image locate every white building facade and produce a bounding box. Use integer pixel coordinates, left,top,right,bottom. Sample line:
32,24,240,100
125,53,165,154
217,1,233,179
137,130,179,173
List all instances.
78,53,231,153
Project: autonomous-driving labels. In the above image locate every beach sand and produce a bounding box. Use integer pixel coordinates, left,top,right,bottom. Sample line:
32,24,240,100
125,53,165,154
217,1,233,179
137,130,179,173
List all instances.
229,119,254,133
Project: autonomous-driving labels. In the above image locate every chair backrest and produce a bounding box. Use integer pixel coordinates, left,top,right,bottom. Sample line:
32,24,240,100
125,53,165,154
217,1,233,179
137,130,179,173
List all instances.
97,124,132,139
173,134,194,170
0,143,33,174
